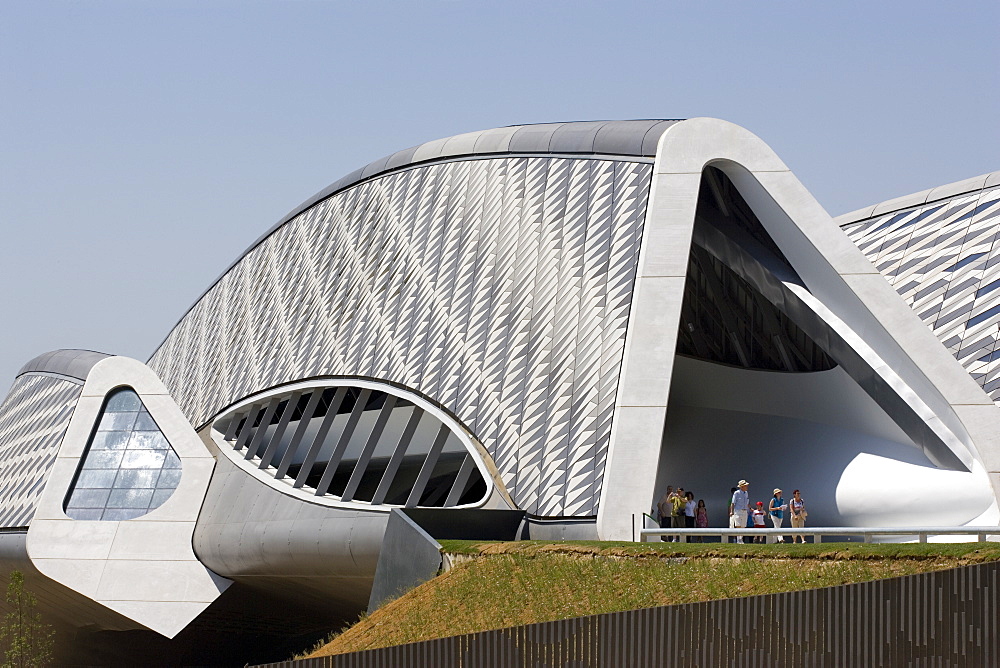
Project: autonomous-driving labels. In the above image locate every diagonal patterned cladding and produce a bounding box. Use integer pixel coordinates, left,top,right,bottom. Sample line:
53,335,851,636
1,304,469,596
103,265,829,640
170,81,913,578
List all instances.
843,185,1000,400
148,157,652,516
0,374,82,527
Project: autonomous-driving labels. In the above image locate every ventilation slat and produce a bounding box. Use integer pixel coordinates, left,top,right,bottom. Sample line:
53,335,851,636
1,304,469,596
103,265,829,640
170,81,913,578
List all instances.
232,404,264,452
214,382,491,508
257,391,303,470
274,390,323,479
370,407,425,505
243,398,281,461
222,412,243,442
444,454,477,506
405,424,450,508
311,388,371,495
339,396,398,502
292,387,350,489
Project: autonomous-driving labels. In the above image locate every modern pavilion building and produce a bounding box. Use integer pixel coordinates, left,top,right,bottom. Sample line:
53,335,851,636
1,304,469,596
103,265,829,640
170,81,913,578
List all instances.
0,118,997,663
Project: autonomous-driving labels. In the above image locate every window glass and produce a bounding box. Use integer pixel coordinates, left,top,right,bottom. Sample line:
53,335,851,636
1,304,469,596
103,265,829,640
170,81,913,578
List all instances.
65,387,181,520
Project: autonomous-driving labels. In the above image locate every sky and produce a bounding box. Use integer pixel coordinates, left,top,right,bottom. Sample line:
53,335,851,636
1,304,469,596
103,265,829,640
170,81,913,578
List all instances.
1,1,998,388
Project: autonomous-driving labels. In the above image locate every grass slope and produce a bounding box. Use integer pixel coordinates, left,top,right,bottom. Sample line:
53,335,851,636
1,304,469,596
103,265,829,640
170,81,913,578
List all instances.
307,541,1000,658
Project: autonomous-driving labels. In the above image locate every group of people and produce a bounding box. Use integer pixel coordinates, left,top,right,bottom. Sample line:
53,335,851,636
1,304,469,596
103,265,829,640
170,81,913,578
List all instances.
729,479,808,543
655,485,708,541
655,480,808,543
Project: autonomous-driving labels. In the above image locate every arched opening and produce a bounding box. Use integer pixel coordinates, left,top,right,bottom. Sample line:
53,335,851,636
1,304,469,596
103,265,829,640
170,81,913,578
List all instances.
653,168,994,528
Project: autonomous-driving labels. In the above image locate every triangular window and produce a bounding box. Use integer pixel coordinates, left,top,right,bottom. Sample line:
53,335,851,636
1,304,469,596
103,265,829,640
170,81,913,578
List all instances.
65,387,181,520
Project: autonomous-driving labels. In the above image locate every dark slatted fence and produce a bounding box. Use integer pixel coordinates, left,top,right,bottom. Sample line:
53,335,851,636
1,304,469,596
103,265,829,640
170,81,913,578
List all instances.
257,560,1000,667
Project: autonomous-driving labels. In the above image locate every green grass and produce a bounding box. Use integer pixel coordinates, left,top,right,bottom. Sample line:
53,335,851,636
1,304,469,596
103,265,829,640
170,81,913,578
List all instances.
438,539,1000,560
306,540,1000,657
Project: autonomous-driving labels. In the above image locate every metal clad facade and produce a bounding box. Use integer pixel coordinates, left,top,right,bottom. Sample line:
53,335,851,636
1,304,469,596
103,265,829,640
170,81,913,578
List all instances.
843,185,1000,400
0,374,82,527
256,560,1000,667
148,157,652,517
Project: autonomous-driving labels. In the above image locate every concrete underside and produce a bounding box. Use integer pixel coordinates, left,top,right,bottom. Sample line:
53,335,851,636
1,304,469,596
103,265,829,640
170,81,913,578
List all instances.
655,356,996,527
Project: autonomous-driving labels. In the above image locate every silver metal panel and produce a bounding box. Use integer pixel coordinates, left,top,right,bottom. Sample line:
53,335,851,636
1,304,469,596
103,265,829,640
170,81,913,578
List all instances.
333,167,365,191
0,374,83,527
640,120,682,155
507,123,562,153
150,122,674,354
439,130,486,158
593,119,661,155
838,172,1000,227
410,136,453,164
384,146,419,170
844,185,1000,402
871,189,931,216
147,156,652,516
360,154,392,179
193,454,386,584
547,121,605,153
835,204,879,227
472,126,519,154
17,349,110,382
927,174,991,203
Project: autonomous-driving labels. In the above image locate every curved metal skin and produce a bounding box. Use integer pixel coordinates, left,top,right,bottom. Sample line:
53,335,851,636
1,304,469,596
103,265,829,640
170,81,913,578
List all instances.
209,378,503,511
836,170,1000,226
193,379,512,615
147,148,655,518
192,453,385,617
838,179,1000,404
3,120,1000,663
139,117,1000,541
17,349,111,383
152,120,685,351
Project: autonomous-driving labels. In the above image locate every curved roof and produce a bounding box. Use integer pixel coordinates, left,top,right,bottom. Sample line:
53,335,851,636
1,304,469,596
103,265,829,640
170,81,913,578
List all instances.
150,120,684,362
18,349,111,383
836,169,1000,227
274,119,683,235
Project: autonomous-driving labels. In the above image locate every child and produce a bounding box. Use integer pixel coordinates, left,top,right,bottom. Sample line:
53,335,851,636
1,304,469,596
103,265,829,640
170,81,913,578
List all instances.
751,501,767,543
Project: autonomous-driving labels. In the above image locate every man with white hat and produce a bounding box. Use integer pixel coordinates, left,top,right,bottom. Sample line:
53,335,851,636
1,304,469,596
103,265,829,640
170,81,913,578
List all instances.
730,480,750,543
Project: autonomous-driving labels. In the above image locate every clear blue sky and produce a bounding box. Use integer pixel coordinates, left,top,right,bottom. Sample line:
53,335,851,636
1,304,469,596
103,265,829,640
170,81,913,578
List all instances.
1,1,998,388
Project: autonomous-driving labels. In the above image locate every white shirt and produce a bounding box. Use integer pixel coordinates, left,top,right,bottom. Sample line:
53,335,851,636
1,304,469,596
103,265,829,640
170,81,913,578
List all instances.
732,488,750,512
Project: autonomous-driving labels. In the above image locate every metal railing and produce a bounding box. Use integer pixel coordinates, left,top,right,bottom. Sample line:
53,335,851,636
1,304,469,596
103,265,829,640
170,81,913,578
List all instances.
639,526,1000,543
